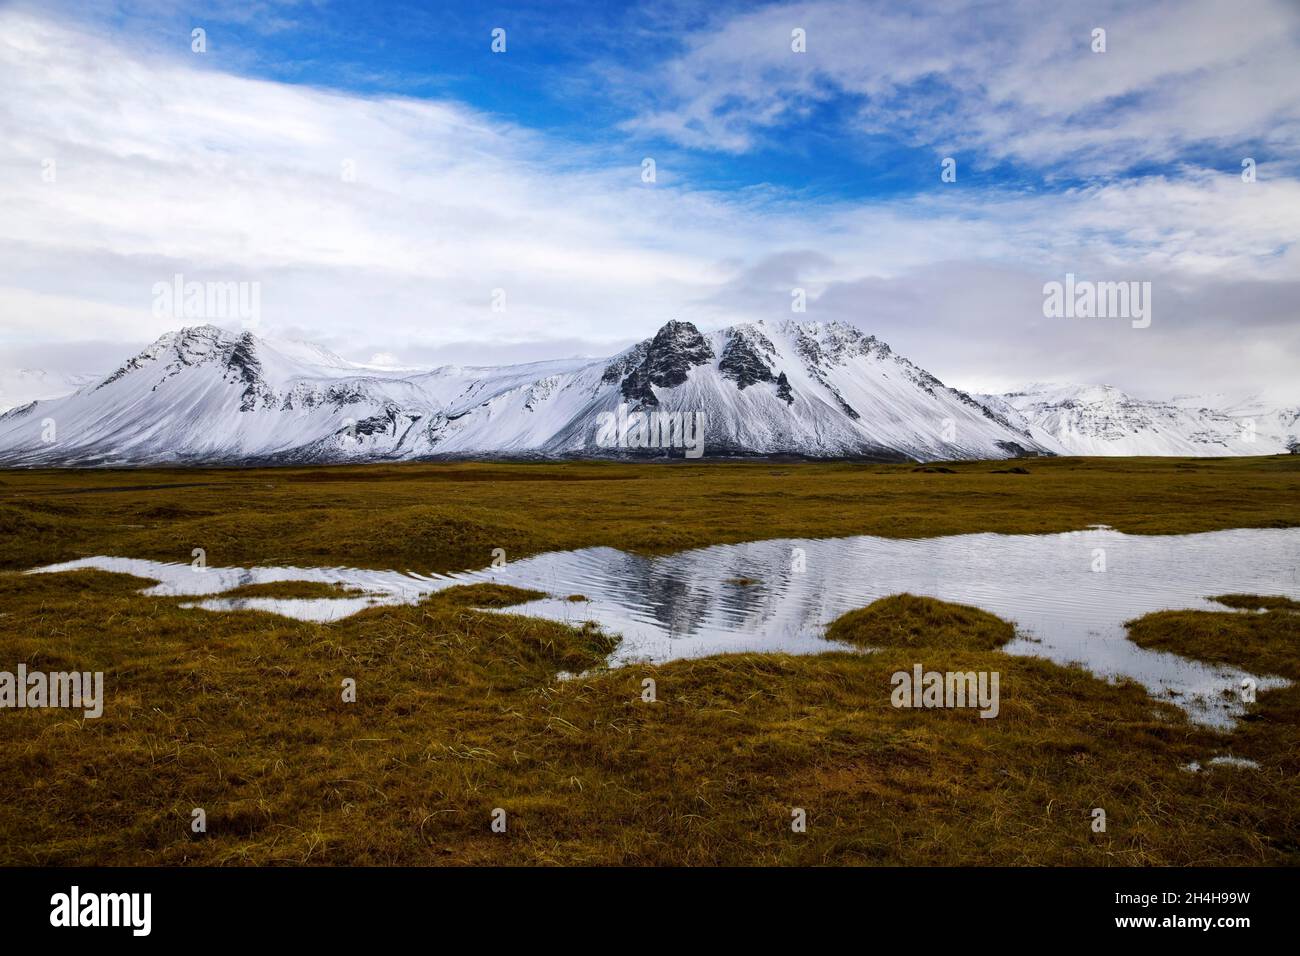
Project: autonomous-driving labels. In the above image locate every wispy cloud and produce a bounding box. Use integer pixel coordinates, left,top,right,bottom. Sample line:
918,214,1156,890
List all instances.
621,0,1300,175
0,4,1297,401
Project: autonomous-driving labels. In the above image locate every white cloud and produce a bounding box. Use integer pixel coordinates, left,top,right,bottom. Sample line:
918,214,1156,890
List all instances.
0,6,1296,401
622,0,1300,172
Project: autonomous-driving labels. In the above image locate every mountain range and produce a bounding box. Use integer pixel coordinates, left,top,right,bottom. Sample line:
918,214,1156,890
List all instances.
0,322,1295,466
0,367,97,416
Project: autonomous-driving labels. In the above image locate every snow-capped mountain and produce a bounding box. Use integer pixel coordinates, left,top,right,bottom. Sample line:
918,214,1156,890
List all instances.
982,383,1300,457
0,321,1052,465
2,323,1293,466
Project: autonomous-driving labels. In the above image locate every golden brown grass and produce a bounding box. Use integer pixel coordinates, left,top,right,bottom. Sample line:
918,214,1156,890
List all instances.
1212,594,1300,612
0,570,1296,865
1,458,1297,865
221,581,368,599
2,456,1296,575
1127,599,1300,793
826,593,1014,650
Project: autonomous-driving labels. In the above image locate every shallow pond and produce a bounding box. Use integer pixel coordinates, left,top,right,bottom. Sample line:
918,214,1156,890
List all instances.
29,527,1299,727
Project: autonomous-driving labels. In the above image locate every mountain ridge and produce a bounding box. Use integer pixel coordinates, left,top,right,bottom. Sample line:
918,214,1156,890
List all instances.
0,321,1295,465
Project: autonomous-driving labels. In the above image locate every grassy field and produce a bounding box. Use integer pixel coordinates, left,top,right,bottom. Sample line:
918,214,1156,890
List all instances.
3,455,1298,575
1,456,1297,865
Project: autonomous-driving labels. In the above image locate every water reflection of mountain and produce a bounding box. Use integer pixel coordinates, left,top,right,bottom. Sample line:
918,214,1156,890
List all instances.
30,528,1300,728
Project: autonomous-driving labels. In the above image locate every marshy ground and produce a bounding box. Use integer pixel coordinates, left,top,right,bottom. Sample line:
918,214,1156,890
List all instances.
0,456,1297,864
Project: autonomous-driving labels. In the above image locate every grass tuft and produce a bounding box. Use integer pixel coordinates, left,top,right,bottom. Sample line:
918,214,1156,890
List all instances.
826,593,1015,650
1211,594,1300,613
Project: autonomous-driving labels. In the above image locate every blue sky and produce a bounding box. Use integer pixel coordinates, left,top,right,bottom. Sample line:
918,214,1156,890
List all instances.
1,0,1299,399
69,0,975,199
71,0,1288,199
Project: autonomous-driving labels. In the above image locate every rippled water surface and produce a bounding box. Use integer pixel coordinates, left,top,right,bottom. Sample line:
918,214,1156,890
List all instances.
30,527,1299,726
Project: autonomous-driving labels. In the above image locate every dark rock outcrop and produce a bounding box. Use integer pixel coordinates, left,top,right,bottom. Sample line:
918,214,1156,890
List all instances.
619,320,714,407
775,371,794,405
719,327,776,389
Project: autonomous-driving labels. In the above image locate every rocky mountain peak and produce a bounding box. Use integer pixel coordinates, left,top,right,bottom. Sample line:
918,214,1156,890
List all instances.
98,325,273,409
719,324,777,389
619,320,715,407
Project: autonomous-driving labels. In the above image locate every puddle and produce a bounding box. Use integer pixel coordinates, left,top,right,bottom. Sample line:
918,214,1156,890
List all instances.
1184,755,1262,772
27,526,1298,727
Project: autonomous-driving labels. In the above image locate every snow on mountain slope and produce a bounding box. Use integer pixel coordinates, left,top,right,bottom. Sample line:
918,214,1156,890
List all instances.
8,323,1291,466
0,321,1054,465
987,383,1300,457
